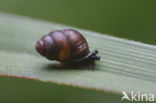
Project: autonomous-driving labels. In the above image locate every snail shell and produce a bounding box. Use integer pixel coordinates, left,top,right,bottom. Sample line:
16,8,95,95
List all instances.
36,29,90,62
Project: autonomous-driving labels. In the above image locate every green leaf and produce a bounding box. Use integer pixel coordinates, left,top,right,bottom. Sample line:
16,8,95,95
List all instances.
0,12,156,95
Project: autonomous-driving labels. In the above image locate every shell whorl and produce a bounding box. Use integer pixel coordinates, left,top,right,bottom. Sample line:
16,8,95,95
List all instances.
62,29,89,59
35,34,55,60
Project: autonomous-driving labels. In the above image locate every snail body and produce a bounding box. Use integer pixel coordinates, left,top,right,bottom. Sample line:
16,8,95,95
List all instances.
36,29,100,65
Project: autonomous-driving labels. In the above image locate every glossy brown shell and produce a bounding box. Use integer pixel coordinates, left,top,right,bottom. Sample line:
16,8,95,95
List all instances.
36,29,89,62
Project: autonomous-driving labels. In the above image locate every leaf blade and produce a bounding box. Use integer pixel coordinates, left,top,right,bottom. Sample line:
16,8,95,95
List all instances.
0,12,156,95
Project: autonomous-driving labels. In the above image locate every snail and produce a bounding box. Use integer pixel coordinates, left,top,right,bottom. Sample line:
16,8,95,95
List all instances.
35,29,100,66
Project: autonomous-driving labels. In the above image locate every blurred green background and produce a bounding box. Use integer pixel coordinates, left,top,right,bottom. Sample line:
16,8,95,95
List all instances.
0,0,155,103
0,0,156,44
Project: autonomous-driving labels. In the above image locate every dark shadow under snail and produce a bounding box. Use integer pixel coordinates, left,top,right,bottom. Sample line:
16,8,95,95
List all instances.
35,29,100,69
